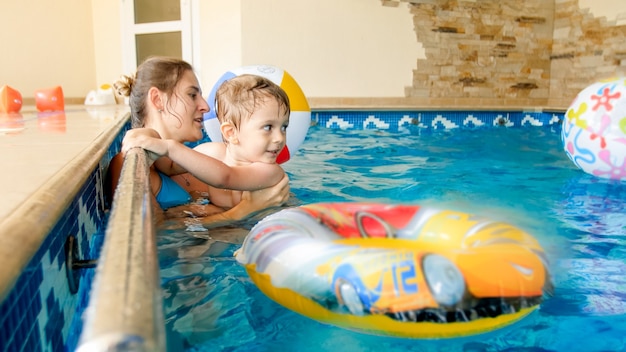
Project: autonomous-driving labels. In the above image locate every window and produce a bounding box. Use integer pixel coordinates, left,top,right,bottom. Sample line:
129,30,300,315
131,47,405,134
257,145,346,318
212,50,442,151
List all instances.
121,0,195,72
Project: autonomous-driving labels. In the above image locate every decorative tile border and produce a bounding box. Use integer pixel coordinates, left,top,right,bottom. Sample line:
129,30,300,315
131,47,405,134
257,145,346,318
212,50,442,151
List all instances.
195,110,565,145
313,110,564,131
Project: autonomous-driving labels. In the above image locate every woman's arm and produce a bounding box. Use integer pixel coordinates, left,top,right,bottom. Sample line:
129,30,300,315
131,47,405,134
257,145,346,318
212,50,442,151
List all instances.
108,151,162,201
198,173,291,225
107,153,125,202
107,150,166,224
153,156,187,176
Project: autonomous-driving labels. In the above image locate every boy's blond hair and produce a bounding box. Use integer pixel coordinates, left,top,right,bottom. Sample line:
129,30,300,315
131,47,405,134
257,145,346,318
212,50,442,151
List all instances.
215,74,290,129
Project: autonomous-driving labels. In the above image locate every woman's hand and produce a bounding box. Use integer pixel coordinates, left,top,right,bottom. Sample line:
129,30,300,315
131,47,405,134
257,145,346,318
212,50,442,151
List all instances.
121,128,168,161
241,173,291,211
200,174,291,225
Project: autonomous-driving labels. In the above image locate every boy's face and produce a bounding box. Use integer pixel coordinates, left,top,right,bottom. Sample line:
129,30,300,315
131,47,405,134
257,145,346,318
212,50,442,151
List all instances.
235,97,289,164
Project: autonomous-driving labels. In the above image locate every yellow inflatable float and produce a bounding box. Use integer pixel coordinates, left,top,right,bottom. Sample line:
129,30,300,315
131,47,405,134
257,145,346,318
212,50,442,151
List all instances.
235,202,553,339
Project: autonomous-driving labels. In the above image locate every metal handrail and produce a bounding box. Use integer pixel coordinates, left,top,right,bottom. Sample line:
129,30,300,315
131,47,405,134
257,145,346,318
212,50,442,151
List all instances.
76,147,165,352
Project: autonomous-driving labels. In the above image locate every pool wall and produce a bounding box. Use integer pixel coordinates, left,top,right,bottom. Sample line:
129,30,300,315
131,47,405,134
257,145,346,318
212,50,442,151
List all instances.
0,114,129,352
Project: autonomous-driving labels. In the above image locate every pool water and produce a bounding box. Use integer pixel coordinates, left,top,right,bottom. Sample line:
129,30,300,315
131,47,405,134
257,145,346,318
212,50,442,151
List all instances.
158,125,626,352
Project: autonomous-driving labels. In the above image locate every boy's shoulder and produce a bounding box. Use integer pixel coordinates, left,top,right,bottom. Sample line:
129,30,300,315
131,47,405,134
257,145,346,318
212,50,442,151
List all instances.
193,141,226,158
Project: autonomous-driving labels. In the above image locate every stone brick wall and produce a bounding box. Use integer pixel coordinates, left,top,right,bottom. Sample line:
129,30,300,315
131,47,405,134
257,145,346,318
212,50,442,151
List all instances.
381,0,626,110
550,0,626,107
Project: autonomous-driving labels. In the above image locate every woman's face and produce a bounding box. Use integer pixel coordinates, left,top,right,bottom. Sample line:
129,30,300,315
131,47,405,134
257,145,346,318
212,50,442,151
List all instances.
164,70,209,143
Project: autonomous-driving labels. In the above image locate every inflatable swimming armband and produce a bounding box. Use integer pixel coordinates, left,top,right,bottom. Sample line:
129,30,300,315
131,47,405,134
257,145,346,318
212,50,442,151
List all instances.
0,85,23,113
35,86,65,112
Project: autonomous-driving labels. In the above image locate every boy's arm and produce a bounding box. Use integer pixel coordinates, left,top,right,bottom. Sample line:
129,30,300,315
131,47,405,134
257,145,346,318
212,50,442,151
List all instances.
165,140,284,191
123,129,284,190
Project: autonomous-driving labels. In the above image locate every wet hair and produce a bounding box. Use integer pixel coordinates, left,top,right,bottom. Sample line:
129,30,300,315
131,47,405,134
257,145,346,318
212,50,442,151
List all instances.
113,56,193,128
214,74,290,129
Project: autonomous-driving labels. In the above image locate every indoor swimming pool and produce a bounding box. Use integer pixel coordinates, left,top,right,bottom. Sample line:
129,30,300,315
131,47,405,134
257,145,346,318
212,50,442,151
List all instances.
156,115,626,351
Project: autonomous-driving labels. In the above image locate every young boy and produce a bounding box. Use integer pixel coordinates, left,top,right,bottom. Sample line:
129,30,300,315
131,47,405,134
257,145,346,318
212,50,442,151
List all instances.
122,74,290,210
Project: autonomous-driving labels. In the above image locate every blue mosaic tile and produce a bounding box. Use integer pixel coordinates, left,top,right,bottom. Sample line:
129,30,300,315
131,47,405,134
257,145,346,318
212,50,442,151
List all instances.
0,317,7,343
25,328,40,352
0,121,126,352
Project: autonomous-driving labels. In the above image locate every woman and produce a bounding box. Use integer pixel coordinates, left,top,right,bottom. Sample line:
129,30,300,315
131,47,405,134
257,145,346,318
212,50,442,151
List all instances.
109,56,290,224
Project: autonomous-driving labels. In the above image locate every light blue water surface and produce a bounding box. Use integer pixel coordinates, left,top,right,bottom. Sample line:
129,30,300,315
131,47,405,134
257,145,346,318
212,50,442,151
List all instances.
158,125,626,352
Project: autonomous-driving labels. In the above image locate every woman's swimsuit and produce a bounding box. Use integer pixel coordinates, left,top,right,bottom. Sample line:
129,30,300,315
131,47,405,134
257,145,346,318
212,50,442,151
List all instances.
155,172,191,209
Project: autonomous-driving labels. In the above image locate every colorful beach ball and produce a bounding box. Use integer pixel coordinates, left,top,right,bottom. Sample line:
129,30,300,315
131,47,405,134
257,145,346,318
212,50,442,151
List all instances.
203,65,311,164
562,77,626,181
